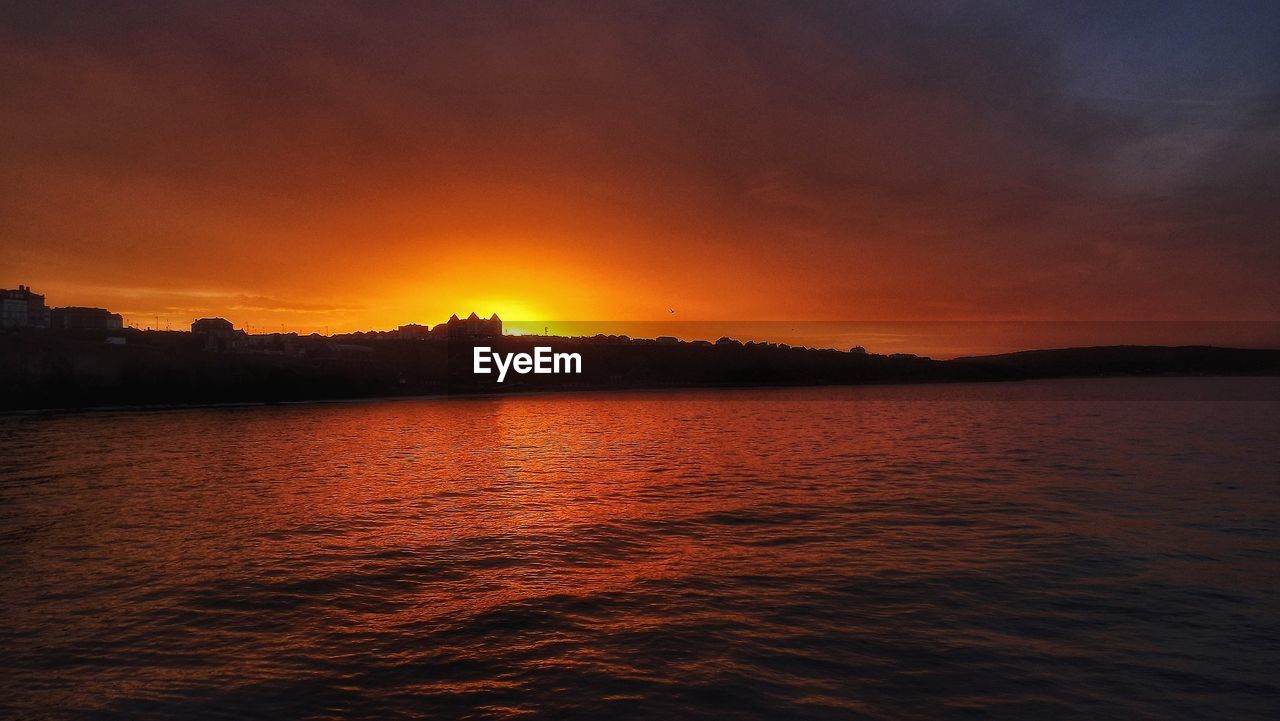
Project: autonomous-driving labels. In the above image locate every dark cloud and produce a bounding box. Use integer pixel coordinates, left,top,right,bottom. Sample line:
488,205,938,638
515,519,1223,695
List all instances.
1,1,1277,322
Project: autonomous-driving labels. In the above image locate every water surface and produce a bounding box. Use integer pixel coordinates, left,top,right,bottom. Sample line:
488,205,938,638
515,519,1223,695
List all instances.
2,378,1278,719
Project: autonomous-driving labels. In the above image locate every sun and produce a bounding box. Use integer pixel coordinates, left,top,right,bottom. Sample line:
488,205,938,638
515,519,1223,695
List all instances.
462,297,546,324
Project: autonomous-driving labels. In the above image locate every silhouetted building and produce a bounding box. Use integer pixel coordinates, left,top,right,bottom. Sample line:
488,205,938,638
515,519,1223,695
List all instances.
442,312,501,339
1,285,50,329
244,332,303,356
191,317,244,352
397,323,435,340
192,317,234,334
51,306,124,331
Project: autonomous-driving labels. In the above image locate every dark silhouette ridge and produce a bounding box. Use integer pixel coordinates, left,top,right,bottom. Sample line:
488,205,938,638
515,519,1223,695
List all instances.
2,325,1278,411
954,345,1280,377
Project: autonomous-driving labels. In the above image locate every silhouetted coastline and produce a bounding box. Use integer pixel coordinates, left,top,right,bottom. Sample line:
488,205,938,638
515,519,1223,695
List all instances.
3,325,1278,412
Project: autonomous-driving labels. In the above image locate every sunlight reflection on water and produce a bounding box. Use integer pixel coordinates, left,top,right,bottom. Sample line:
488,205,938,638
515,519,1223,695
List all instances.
1,378,1278,719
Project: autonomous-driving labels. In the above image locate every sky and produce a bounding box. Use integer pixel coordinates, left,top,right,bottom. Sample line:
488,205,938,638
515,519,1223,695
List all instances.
2,1,1278,353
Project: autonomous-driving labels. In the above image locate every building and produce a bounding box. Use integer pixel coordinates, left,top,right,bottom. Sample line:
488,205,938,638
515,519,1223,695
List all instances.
243,332,303,356
397,323,435,340
51,306,124,331
191,317,244,351
192,317,234,334
1,285,50,328
440,312,502,339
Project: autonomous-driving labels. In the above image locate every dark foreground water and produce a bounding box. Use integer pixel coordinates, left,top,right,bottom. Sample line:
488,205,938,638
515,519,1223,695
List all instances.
2,378,1278,720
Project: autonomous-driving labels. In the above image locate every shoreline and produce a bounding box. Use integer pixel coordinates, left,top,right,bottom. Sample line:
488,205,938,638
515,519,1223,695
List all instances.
7,372,1279,417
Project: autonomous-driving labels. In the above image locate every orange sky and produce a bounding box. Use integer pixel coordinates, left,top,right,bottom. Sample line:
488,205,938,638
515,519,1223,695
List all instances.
3,3,1278,355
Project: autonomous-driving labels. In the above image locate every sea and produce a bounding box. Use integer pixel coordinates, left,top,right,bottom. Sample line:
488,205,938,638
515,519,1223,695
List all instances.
2,377,1278,720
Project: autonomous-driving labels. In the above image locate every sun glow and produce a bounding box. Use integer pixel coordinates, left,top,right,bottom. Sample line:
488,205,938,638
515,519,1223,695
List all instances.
460,298,546,325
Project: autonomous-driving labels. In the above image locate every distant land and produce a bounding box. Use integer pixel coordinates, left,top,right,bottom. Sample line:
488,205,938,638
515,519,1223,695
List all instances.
3,285,1277,410
2,321,1278,411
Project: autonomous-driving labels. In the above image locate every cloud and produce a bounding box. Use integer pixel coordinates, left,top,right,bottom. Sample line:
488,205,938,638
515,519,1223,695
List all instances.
1,1,1277,324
